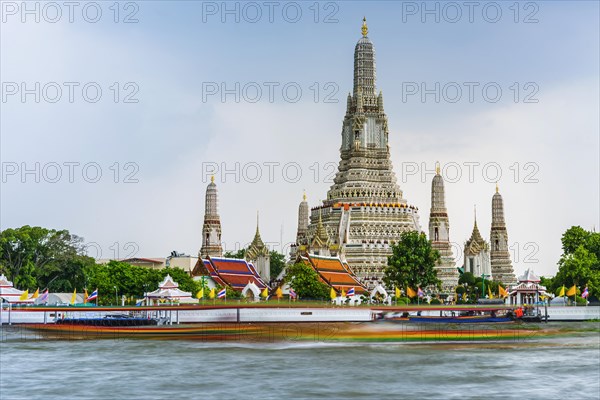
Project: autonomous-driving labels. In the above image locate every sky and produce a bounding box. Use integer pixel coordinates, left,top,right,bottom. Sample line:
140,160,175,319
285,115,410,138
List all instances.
1,1,599,278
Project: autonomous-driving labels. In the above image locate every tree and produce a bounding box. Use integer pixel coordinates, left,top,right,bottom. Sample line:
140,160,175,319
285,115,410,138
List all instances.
269,250,286,279
553,226,600,299
556,246,599,291
383,231,441,291
0,226,93,291
285,262,329,300
223,249,246,259
458,272,476,286
561,226,591,255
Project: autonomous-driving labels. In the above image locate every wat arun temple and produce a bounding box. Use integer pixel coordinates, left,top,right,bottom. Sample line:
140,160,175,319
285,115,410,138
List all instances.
198,19,517,294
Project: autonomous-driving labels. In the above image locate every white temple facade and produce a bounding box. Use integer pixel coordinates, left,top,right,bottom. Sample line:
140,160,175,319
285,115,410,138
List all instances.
245,214,271,282
463,215,492,279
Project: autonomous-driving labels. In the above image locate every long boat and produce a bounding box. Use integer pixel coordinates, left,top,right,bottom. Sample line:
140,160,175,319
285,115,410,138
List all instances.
407,315,513,324
16,321,541,343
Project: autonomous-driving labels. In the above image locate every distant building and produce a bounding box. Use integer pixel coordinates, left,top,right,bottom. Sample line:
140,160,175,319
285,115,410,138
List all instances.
96,255,198,275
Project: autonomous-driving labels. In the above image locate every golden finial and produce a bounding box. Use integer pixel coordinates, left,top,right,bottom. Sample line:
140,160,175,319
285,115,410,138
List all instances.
496,182,499,193
361,17,368,37
211,175,215,183
435,161,440,175
303,190,307,201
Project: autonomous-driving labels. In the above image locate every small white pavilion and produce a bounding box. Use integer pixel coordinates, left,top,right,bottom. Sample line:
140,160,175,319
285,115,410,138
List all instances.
0,274,34,304
507,269,549,305
145,275,195,305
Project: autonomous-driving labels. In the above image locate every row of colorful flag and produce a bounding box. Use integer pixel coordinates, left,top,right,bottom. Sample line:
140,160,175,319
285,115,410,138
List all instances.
18,288,98,303
329,287,357,299
392,287,425,299
558,285,589,298
195,286,299,300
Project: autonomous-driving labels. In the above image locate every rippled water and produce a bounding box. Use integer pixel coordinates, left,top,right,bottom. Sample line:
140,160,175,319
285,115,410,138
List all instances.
1,322,599,400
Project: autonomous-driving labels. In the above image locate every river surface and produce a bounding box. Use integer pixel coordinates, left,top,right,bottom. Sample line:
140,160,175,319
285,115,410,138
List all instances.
1,322,599,400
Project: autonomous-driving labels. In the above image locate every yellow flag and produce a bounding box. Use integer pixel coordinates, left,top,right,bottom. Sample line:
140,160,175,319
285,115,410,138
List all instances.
196,288,204,299
558,286,565,297
32,288,39,299
19,290,29,301
498,285,508,298
209,288,216,299
84,289,88,304
330,287,337,300
261,287,269,298
341,288,346,297
276,287,283,299
407,287,417,298
395,287,401,298
487,286,493,299
566,285,577,297
70,288,77,305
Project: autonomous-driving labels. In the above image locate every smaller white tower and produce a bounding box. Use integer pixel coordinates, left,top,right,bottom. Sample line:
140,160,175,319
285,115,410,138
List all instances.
490,184,517,286
429,163,458,292
200,176,223,258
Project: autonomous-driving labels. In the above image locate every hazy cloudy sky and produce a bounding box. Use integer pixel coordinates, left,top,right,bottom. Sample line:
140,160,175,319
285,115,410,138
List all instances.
2,1,599,277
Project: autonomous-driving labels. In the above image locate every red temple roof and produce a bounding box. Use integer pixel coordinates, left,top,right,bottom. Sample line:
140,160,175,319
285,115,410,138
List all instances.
204,257,268,291
303,254,367,294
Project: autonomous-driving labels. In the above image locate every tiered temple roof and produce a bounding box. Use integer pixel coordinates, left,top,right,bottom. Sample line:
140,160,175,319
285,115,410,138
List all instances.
193,257,268,291
302,254,367,294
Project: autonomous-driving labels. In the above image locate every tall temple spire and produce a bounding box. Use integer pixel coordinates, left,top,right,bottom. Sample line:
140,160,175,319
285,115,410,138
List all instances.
490,186,517,286
200,178,223,258
290,192,310,260
353,17,376,105
429,167,457,292
306,19,421,288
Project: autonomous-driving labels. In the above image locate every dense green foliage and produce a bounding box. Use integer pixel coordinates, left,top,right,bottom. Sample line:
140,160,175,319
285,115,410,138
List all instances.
551,226,600,299
0,226,95,291
83,262,202,305
223,249,246,259
383,231,441,291
456,272,501,303
0,226,204,305
285,262,330,300
269,251,286,279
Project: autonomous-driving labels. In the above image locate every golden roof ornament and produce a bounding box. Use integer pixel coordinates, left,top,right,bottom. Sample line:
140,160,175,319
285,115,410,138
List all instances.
211,175,215,183
496,182,499,193
435,161,440,175
361,17,368,37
